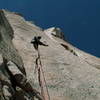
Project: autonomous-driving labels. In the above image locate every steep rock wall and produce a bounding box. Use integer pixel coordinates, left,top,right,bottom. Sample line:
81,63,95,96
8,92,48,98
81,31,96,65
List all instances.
0,10,100,100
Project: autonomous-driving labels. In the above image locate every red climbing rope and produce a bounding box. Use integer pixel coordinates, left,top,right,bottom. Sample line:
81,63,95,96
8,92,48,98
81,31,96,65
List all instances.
35,49,50,100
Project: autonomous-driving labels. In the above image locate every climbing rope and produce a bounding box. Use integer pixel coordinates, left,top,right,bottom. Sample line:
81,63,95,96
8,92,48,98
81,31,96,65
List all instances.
35,49,50,100
31,36,50,100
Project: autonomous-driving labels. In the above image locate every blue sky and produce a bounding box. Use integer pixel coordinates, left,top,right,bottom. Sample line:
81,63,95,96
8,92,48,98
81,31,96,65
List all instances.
0,0,100,57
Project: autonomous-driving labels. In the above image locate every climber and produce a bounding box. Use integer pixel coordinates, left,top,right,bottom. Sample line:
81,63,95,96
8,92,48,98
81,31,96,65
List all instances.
31,36,50,100
31,36,48,50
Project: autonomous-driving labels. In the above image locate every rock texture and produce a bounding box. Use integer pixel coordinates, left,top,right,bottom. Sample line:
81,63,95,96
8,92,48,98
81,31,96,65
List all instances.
0,9,100,100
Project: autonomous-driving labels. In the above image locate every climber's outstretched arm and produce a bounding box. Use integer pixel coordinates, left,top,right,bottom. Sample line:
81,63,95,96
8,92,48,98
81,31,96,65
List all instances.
38,41,48,46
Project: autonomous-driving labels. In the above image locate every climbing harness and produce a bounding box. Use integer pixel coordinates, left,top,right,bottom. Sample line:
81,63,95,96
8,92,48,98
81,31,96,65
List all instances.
31,36,50,100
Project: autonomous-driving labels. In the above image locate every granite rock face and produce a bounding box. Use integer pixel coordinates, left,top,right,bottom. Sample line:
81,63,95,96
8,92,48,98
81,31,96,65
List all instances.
0,10,100,100
0,10,26,75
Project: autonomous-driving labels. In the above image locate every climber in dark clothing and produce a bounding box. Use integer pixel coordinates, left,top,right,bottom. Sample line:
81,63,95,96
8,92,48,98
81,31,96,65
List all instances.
31,36,48,50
